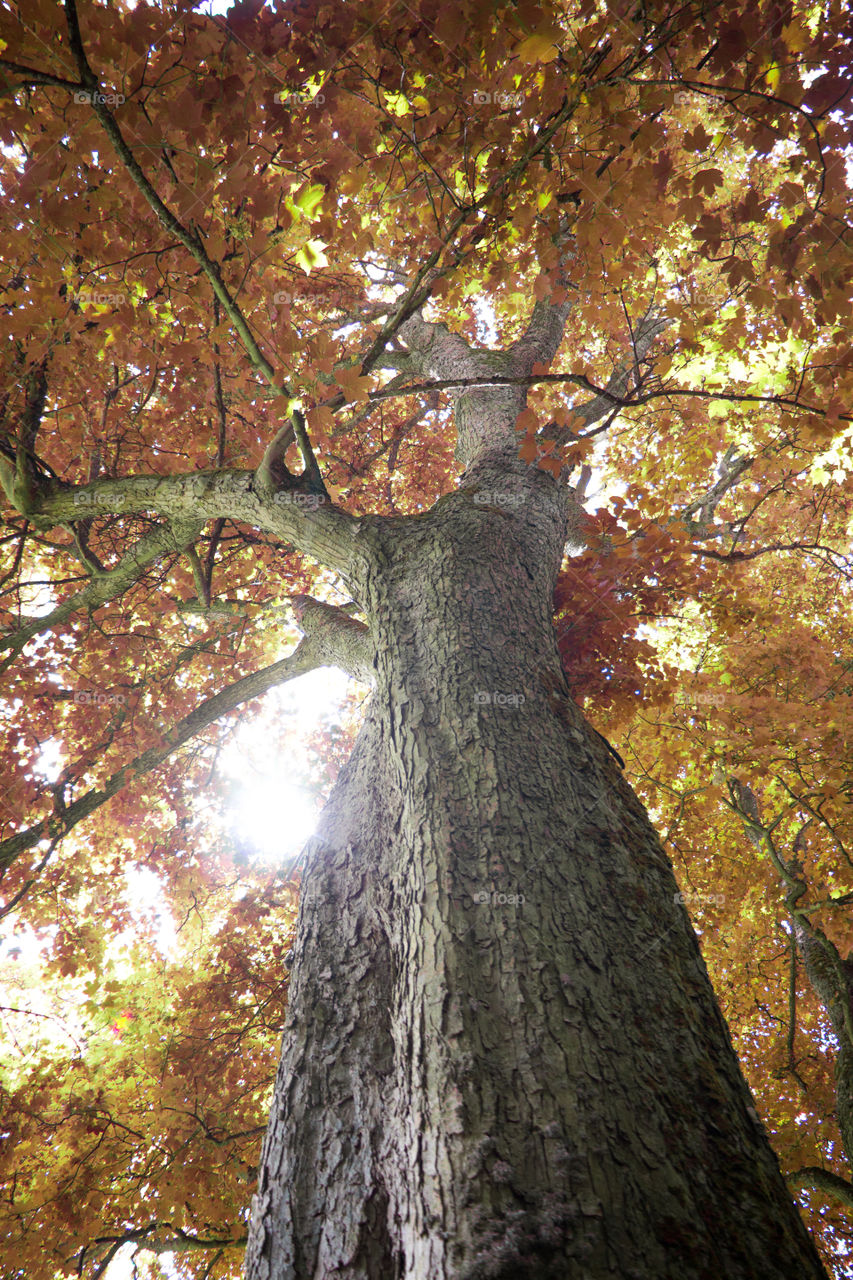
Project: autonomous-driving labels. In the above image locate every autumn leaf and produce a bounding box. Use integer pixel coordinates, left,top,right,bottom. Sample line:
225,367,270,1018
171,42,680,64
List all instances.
515,27,562,63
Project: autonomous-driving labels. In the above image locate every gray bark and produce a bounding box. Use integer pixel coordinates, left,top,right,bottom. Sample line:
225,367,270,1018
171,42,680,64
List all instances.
245,449,827,1276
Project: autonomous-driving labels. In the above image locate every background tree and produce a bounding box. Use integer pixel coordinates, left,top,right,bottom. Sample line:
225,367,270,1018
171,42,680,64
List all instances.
0,0,851,1276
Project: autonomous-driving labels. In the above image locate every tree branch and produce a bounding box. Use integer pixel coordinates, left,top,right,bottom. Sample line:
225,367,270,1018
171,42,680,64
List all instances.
290,595,374,684
0,619,365,876
0,518,205,670
510,219,577,370
681,446,754,531
356,96,579,378
0,58,84,94
787,1166,853,1210
2,469,362,588
76,1222,246,1280
61,0,340,513
62,0,279,393
549,310,672,444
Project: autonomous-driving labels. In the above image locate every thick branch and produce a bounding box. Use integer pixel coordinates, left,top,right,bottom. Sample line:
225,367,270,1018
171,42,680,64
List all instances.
681,446,754,532
726,786,853,1166
511,219,577,370
290,595,374,684
394,313,529,467
2,469,362,587
787,1166,853,1210
789,907,853,1165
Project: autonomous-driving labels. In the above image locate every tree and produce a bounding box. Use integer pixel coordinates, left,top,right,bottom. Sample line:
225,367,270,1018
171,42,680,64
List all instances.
0,0,851,1276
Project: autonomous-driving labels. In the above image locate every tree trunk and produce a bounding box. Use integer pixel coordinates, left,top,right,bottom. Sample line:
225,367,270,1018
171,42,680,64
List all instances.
791,908,853,1165
244,450,827,1279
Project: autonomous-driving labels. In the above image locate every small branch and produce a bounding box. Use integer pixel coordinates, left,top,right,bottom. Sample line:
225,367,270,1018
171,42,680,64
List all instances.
0,837,60,920
76,1223,246,1278
550,311,673,443
63,523,107,576
782,929,808,1092
184,543,210,608
60,0,345,516
289,409,328,497
62,0,279,391
358,370,846,431
0,59,85,94
356,95,579,376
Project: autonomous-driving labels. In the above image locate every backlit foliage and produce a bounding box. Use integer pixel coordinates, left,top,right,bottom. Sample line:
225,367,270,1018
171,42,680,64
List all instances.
0,0,851,1274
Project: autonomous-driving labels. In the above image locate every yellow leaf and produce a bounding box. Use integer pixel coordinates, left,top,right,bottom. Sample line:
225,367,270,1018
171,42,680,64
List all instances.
383,90,412,117
294,239,329,274
515,29,561,64
781,19,811,52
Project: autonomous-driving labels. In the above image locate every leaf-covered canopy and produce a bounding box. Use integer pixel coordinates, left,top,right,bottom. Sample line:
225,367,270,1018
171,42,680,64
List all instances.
0,0,851,1274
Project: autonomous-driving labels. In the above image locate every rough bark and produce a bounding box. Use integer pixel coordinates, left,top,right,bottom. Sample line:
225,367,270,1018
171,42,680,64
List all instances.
245,453,827,1277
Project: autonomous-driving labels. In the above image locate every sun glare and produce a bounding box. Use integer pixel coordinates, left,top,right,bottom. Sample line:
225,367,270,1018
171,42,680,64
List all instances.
228,777,321,864
220,666,354,866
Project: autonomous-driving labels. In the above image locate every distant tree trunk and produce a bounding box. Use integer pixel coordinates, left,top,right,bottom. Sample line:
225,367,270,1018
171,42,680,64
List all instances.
245,446,827,1279
791,906,853,1165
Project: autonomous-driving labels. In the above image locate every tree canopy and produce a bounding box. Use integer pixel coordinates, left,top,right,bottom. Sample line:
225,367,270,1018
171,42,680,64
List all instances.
0,0,851,1275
